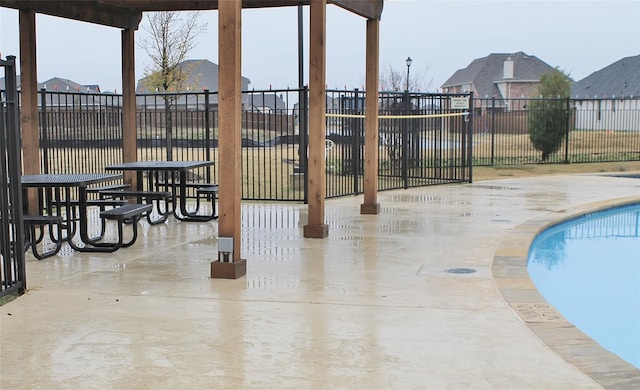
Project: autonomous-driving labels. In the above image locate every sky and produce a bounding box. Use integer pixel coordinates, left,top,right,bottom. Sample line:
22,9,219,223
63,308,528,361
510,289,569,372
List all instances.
1,0,639,93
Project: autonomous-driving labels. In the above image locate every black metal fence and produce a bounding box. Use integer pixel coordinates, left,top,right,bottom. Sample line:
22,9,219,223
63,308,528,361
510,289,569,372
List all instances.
473,97,640,165
38,88,304,200
6,88,639,202
26,88,475,201
324,90,473,197
1,56,27,299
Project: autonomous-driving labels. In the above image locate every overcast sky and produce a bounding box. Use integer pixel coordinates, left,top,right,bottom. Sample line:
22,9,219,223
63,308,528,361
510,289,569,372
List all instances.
1,0,639,92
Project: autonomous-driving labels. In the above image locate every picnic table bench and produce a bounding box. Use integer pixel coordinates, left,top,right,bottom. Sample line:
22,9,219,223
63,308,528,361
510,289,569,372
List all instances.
23,214,64,259
195,185,219,219
98,203,153,251
97,189,173,225
104,161,217,222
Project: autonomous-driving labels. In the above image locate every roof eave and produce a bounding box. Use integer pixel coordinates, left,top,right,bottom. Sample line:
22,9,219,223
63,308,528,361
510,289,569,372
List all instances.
0,0,384,29
0,0,143,29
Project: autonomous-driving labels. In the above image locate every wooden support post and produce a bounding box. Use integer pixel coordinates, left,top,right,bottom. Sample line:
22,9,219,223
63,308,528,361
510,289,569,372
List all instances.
303,0,329,239
212,0,246,279
19,10,39,213
361,18,381,215
121,29,137,189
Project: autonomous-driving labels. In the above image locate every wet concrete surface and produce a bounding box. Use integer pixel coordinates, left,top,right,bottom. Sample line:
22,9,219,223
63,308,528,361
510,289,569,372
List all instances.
1,173,639,389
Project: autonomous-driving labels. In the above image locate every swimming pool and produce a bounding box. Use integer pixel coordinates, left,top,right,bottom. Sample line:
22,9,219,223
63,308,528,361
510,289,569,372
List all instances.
527,204,640,369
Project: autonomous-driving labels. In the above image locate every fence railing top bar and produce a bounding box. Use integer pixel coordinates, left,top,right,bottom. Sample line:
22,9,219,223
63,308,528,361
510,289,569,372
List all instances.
15,89,638,103
570,97,640,101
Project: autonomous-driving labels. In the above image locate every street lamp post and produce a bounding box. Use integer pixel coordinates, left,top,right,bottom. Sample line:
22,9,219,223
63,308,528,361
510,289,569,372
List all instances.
402,56,412,187
405,56,412,91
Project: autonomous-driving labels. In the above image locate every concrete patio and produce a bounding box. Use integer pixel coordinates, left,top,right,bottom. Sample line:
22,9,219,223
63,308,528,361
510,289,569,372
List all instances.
1,173,639,389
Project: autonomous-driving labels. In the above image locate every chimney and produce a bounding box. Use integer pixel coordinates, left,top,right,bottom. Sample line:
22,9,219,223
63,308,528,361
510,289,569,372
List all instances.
503,57,514,79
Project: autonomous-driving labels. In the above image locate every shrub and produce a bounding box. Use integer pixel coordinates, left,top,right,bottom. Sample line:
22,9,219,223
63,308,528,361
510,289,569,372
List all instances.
528,68,572,161
528,98,570,161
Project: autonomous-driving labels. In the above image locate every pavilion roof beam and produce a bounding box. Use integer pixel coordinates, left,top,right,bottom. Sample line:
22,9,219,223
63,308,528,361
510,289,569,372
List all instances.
105,0,383,18
1,1,383,22
0,0,142,29
331,0,383,19
102,0,220,12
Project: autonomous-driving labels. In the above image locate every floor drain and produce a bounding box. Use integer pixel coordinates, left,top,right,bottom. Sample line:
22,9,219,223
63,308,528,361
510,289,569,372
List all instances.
445,268,477,274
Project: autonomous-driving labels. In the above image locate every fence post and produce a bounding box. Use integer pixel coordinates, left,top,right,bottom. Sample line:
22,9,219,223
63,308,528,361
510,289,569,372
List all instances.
402,90,410,189
1,55,27,293
564,97,570,164
204,89,212,183
468,92,474,183
39,88,49,173
353,88,361,194
165,96,173,161
300,86,309,203
491,97,496,166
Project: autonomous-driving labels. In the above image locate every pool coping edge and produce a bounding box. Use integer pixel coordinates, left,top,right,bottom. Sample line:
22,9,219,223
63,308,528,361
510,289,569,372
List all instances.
491,195,640,388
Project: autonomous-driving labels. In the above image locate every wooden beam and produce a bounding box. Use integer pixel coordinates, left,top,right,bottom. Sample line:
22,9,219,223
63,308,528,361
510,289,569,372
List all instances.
105,0,220,11
121,29,137,188
107,0,306,11
303,0,329,239
19,10,39,213
0,0,384,33
0,0,142,29
330,0,383,19
213,0,246,278
360,18,380,215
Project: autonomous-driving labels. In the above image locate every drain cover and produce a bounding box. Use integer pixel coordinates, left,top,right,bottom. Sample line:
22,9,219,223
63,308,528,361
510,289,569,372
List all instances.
445,268,477,274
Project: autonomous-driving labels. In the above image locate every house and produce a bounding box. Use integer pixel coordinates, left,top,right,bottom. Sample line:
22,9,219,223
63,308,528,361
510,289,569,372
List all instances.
571,55,640,99
246,93,287,114
0,75,101,94
136,58,250,94
0,75,112,109
571,55,640,132
136,59,251,109
40,77,101,93
441,52,556,109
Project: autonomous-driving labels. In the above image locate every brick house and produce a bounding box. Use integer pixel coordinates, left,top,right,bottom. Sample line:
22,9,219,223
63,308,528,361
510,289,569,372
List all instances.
441,52,556,110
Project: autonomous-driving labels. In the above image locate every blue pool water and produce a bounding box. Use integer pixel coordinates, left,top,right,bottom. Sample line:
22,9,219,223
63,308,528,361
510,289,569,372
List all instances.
527,204,640,368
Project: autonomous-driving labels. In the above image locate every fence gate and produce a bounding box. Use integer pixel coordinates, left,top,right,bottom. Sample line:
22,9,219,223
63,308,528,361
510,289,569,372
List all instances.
1,55,27,299
324,90,473,197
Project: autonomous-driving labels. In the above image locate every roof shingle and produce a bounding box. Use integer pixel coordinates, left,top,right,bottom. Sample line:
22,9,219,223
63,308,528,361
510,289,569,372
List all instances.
441,52,556,97
571,55,640,99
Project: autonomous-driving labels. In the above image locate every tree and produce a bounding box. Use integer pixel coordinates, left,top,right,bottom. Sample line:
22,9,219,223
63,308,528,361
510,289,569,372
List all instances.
140,11,207,93
528,68,572,161
378,62,434,172
139,11,207,160
379,63,433,92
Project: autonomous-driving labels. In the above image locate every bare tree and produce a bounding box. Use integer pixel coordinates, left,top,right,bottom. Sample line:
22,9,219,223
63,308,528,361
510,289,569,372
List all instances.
139,11,207,160
378,62,434,172
140,11,207,93
379,62,434,92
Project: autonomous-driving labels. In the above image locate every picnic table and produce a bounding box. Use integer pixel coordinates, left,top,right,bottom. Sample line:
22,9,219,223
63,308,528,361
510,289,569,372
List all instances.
21,173,149,254
104,161,217,222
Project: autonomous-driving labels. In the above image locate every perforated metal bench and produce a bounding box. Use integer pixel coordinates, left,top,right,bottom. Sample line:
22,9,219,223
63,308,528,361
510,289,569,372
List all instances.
98,203,153,251
98,190,173,225
23,214,64,259
195,185,219,219
86,183,131,195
